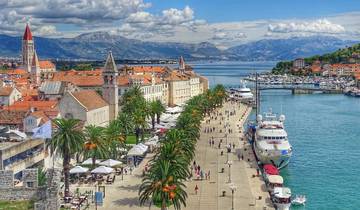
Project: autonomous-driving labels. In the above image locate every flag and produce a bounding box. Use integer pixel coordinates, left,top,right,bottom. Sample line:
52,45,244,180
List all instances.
32,121,52,139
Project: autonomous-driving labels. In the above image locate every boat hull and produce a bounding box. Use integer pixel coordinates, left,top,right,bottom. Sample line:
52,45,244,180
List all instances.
254,143,292,169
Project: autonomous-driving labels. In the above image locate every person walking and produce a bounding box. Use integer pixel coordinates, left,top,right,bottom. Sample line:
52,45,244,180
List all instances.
195,185,199,195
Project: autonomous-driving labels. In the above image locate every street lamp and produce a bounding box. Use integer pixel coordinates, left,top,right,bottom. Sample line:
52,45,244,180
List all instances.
229,183,237,210
227,160,233,183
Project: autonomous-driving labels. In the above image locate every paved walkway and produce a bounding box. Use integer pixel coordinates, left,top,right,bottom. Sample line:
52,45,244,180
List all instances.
71,101,273,210
183,101,274,210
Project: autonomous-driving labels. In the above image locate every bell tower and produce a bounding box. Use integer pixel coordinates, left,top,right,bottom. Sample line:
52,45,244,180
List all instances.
102,51,119,121
31,51,41,85
22,24,35,73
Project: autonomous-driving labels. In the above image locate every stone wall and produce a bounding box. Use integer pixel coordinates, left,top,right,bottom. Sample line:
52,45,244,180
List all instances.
0,168,61,210
0,170,14,188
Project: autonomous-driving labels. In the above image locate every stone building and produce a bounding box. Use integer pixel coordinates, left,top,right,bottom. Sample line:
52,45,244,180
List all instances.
0,86,22,106
102,52,119,121
59,90,109,127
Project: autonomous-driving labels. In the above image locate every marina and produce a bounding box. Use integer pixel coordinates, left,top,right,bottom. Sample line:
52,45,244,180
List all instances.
191,61,360,210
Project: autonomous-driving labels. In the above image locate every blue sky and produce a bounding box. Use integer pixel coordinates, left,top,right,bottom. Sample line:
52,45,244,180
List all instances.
1,0,360,48
146,0,360,22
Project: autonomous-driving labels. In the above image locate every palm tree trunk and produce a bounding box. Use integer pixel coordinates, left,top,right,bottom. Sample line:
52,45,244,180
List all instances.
92,155,96,167
135,128,140,144
156,113,161,124
63,150,70,197
161,198,167,210
151,116,155,130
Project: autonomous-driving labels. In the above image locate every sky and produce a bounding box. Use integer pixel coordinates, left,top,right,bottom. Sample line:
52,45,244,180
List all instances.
2,0,360,48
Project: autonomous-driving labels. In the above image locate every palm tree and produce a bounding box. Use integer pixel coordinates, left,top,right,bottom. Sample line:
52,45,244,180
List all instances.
154,100,166,124
84,125,107,167
139,160,188,210
47,118,85,197
117,112,134,139
133,109,149,144
148,101,157,130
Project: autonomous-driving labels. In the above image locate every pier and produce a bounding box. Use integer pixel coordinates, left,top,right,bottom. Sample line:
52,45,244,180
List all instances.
258,84,343,94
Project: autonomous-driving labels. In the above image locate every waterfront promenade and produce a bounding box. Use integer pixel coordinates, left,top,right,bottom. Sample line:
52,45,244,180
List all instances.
72,101,273,210
183,101,274,210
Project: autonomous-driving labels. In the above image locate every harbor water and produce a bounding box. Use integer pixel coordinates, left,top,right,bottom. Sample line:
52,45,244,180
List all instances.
192,62,360,210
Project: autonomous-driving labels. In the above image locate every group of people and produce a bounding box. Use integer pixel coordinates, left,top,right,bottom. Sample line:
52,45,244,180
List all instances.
191,161,211,181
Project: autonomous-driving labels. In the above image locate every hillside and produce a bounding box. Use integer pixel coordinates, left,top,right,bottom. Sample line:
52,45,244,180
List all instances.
272,42,360,74
0,32,357,61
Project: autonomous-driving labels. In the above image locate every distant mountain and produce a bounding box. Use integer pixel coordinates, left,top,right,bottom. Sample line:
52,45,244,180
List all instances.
225,36,358,61
0,32,223,60
0,32,357,61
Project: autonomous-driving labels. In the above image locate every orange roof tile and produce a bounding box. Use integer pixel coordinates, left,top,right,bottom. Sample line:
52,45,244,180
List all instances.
127,66,167,74
0,110,28,125
3,100,58,112
0,86,15,96
39,60,55,69
70,90,108,111
0,69,27,75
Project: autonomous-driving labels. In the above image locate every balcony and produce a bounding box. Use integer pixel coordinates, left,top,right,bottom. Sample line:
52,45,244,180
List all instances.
5,151,45,174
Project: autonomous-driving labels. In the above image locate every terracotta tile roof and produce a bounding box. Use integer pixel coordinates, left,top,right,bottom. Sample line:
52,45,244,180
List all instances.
0,87,15,96
29,110,50,124
70,90,108,111
127,66,167,74
51,70,103,87
0,110,28,125
0,69,27,75
3,100,58,112
39,60,55,69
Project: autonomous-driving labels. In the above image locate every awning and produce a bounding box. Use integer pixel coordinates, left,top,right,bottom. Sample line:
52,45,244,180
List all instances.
82,158,101,165
267,175,283,184
263,164,279,175
91,166,114,174
70,166,89,174
99,159,123,167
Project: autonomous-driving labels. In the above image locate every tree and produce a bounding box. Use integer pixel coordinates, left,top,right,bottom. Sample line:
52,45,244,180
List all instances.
139,160,188,210
47,118,84,197
154,100,166,124
84,125,107,167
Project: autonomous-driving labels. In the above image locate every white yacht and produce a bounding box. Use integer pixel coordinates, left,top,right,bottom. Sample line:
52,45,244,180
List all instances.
253,110,292,169
231,80,254,100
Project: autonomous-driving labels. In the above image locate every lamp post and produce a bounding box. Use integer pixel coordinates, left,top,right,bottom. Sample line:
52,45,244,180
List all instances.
229,183,237,210
227,160,233,183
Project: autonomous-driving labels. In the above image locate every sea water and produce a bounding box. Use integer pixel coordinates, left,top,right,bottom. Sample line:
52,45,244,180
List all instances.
192,62,360,210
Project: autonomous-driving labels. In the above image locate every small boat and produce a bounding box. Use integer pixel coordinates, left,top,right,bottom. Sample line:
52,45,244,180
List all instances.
291,195,306,206
272,187,292,210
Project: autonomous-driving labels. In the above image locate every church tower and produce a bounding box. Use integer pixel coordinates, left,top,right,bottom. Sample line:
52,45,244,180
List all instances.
102,51,119,121
22,24,35,73
179,56,186,73
31,51,41,85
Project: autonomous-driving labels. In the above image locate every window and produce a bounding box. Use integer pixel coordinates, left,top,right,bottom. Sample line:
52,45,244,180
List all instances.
26,182,34,188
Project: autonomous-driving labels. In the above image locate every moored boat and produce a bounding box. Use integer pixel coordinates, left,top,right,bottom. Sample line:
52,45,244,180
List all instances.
272,187,292,210
253,111,292,169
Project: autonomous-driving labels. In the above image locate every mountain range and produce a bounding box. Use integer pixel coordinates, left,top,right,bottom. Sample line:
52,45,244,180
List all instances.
0,32,358,61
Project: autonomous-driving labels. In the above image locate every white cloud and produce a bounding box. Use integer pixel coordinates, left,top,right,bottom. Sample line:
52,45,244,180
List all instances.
268,19,345,34
36,25,62,36
162,6,194,25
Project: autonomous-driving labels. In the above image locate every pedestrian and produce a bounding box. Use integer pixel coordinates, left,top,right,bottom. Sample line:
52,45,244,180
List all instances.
209,139,212,146
195,185,199,195
200,170,204,180
212,140,215,146
218,142,221,149
237,153,241,161
208,170,211,180
232,143,235,149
